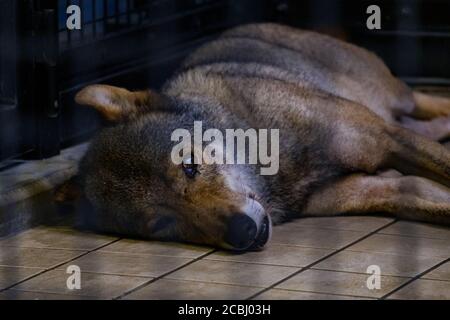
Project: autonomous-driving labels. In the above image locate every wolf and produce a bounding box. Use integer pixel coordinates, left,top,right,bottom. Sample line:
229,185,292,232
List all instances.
71,23,450,251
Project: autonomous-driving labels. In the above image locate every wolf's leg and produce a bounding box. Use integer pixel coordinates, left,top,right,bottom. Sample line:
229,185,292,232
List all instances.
303,174,450,225
334,116,450,189
411,91,450,120
393,91,450,138
399,116,450,141
381,126,450,189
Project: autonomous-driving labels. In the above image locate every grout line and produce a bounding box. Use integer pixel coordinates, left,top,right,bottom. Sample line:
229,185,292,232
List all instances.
249,287,376,300
160,277,266,290
113,250,218,300
274,223,395,234
0,246,92,252
35,269,157,279
247,219,399,300
409,277,450,283
0,238,123,293
380,257,450,300
201,257,319,268
309,266,411,279
376,231,450,241
0,265,44,270
258,243,354,251
3,288,99,300
93,249,211,260
343,246,447,259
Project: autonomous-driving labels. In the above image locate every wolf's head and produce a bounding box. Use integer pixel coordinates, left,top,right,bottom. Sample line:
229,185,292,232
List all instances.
74,84,272,251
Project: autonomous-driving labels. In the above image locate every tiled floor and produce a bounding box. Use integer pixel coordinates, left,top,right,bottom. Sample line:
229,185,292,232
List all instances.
0,216,449,300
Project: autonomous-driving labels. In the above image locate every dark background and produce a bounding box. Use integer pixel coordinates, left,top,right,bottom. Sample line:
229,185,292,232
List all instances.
1,0,449,165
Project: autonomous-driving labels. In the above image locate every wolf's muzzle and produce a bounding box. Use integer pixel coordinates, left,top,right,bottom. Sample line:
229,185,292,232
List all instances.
248,215,271,251
224,199,272,251
224,214,258,250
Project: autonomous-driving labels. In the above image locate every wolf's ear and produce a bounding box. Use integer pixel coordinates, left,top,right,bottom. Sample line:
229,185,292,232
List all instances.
75,84,163,122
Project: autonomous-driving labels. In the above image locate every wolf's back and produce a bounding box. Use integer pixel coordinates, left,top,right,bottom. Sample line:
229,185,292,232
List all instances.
166,23,413,119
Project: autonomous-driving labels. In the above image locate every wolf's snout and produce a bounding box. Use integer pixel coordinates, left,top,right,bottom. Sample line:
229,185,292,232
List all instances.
224,202,272,252
224,214,258,250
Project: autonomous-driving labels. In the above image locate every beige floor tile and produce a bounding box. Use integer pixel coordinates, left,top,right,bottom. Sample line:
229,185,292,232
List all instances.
0,266,44,290
0,226,118,251
315,250,443,277
254,288,372,300
206,244,332,267
0,247,84,268
388,279,450,300
379,221,450,240
0,289,97,300
348,234,450,258
270,224,366,249
422,262,450,281
276,269,409,298
14,269,149,299
1,219,447,300
167,260,298,287
292,216,393,232
100,239,212,258
123,278,260,300
58,251,192,278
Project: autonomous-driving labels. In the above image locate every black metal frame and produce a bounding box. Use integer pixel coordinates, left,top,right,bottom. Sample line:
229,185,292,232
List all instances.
0,0,61,163
282,0,450,85
0,0,21,161
57,0,276,151
0,0,276,164
0,0,38,163
1,0,449,165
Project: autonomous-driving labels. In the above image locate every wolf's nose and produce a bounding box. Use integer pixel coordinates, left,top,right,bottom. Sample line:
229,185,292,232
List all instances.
224,214,258,250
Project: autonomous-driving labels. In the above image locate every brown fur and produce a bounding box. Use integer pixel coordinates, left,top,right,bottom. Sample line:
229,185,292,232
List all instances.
72,23,450,250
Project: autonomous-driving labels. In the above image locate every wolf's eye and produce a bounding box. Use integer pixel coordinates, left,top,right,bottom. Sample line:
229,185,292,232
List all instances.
182,156,199,179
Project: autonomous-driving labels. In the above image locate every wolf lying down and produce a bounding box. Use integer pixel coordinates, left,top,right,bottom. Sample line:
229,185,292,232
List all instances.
72,23,450,251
